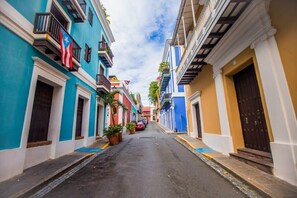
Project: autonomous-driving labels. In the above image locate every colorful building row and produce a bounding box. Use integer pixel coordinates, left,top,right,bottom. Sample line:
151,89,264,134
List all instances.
0,0,114,182
108,76,138,128
170,0,297,186
158,39,188,132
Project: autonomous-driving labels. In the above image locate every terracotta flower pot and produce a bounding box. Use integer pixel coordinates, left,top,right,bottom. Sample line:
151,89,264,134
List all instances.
118,132,122,142
107,134,119,145
129,128,136,134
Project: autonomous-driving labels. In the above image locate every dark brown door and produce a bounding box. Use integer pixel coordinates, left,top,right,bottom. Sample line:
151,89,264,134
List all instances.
194,103,202,138
233,65,270,152
96,105,100,136
75,98,84,137
28,81,54,142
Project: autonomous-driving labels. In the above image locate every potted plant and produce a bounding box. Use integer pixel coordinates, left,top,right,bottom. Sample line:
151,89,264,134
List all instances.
114,124,123,142
103,126,118,145
99,91,127,144
126,122,136,134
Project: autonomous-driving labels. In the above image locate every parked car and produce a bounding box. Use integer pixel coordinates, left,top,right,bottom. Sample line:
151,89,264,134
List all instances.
136,121,145,131
138,119,148,127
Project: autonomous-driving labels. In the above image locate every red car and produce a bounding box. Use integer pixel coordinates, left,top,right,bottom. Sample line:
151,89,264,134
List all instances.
135,121,145,131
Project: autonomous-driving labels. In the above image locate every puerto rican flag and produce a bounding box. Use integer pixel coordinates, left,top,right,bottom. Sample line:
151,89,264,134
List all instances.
59,28,73,69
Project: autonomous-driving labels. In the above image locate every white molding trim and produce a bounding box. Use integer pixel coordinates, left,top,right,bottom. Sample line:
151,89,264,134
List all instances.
76,83,93,95
213,68,222,79
90,0,115,43
33,57,70,81
172,92,186,97
188,91,201,102
73,84,92,148
212,67,231,137
21,56,68,168
0,0,34,44
73,69,97,90
189,92,204,139
254,37,297,185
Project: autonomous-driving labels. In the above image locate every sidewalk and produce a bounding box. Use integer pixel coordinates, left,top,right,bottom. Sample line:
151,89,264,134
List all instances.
175,134,297,198
0,137,110,198
155,121,187,135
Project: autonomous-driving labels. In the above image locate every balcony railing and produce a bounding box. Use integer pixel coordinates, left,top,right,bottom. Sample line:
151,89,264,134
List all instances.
176,0,223,83
96,74,111,93
160,68,171,92
160,93,172,109
61,0,86,22
78,0,86,14
99,41,114,59
33,13,81,62
176,0,250,84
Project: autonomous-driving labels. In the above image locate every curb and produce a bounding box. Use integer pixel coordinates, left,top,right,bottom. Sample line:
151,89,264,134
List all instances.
20,147,110,198
155,122,175,134
101,142,110,150
17,154,92,198
175,137,263,198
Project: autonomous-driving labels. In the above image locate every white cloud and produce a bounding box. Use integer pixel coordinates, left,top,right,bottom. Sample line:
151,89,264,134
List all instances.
101,0,180,106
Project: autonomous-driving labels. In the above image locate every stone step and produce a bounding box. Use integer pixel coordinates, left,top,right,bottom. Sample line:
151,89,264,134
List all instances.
237,148,273,163
230,152,273,174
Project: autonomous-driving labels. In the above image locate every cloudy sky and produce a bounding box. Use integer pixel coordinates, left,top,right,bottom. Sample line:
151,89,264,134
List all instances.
101,0,181,106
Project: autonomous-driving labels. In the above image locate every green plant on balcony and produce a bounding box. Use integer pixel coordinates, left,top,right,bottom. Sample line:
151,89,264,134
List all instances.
158,61,169,73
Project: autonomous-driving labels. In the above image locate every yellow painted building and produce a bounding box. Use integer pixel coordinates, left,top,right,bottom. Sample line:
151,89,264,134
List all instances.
172,0,297,186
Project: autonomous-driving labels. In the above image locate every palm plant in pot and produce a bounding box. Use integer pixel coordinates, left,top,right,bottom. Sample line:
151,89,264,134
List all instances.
114,124,123,142
103,125,118,145
126,122,136,134
99,91,127,144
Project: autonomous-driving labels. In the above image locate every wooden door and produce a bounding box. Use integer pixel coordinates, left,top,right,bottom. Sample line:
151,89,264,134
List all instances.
233,65,270,152
75,98,84,137
28,81,53,142
96,105,100,136
194,103,202,138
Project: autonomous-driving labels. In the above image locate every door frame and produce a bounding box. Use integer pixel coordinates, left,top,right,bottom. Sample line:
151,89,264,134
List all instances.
222,53,273,152
21,57,68,168
189,91,204,139
73,84,91,149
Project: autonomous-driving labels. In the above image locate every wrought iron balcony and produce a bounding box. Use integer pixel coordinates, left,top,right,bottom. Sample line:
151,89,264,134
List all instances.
98,41,113,67
33,13,81,71
159,68,171,92
96,74,111,94
175,0,251,85
160,93,172,109
61,0,87,22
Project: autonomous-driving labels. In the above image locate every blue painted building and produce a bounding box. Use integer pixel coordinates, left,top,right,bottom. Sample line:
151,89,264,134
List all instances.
159,39,187,132
0,0,114,181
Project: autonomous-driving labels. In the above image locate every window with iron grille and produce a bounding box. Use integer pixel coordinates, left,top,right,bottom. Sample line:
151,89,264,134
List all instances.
88,8,93,26
84,44,92,63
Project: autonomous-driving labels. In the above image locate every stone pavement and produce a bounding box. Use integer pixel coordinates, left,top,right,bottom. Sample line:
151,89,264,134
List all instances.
0,137,110,198
176,134,297,198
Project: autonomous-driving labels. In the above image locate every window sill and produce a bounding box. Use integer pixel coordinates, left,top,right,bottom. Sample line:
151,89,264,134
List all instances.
27,140,52,148
75,136,84,140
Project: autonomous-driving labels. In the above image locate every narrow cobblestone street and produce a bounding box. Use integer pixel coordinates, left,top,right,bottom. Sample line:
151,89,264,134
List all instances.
45,123,245,198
